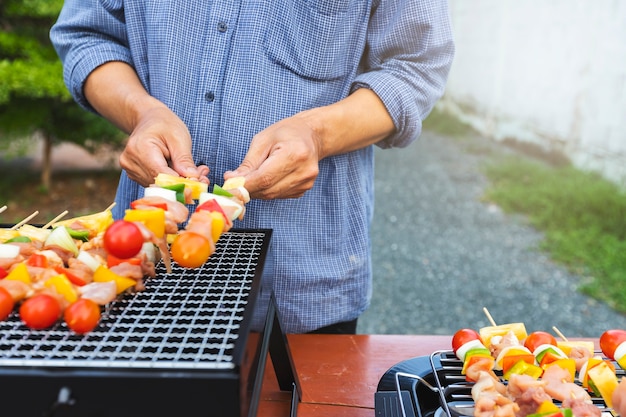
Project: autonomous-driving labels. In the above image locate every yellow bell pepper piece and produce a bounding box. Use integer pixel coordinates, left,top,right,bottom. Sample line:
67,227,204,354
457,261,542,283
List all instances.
93,265,136,294
124,208,165,238
44,274,78,303
536,400,560,415
503,360,543,380
542,358,576,381
5,262,31,284
210,211,225,243
154,173,208,200
587,361,618,409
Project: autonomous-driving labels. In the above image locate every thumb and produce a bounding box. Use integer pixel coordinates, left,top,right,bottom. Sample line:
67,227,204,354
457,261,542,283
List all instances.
171,153,202,178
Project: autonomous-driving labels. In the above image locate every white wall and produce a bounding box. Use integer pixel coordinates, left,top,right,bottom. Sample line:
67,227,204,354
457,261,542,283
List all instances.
440,0,626,186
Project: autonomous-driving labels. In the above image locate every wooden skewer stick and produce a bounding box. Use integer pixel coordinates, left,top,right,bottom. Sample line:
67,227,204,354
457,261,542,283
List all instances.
483,307,497,326
42,210,70,229
552,326,569,342
10,211,40,230
0,205,7,214
105,202,116,212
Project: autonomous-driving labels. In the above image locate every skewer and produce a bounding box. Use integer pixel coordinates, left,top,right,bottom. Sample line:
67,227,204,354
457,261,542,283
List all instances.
0,205,7,214
42,210,69,229
483,307,497,326
10,211,39,230
105,202,116,211
552,326,568,341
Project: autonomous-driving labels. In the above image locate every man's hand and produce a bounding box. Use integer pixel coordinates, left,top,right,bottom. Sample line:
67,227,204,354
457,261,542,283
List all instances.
119,105,209,187
226,112,322,200
225,88,395,200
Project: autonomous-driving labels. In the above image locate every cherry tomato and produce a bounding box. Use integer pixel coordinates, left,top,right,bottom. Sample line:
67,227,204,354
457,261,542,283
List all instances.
103,220,144,260
170,232,213,268
19,294,61,329
0,287,14,320
600,329,626,359
452,328,481,353
524,331,557,352
64,299,101,334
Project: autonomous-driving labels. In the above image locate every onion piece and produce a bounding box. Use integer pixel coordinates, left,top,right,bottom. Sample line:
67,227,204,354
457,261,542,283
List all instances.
45,226,79,256
144,186,178,202
77,250,101,272
0,243,20,259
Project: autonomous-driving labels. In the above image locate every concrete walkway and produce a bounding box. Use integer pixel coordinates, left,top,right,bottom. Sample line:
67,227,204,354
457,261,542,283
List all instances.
358,131,626,338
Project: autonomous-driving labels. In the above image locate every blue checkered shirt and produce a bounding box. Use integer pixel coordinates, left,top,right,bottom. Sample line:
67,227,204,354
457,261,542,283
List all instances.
51,0,454,333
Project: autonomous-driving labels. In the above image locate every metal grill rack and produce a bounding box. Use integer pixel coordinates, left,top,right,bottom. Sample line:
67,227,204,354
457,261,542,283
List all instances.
375,350,622,417
0,229,276,417
428,350,621,417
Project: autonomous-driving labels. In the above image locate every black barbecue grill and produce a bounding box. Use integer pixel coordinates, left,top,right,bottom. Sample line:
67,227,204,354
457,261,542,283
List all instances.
0,229,293,417
376,350,622,417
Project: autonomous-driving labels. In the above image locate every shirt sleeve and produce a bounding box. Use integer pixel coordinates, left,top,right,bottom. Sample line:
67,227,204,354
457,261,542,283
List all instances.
50,0,133,113
352,0,455,149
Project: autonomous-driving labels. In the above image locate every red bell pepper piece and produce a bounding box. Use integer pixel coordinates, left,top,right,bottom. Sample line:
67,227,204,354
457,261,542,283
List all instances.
0,266,8,279
130,201,168,210
54,266,87,287
26,253,48,268
107,254,142,268
196,199,227,220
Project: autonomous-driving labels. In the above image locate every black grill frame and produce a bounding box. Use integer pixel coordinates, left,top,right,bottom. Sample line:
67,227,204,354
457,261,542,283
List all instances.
0,229,272,417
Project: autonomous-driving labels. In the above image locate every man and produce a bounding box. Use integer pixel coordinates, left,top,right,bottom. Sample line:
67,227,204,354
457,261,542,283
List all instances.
50,0,454,334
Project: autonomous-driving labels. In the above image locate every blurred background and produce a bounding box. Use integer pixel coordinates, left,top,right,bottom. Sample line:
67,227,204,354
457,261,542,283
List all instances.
1,0,625,336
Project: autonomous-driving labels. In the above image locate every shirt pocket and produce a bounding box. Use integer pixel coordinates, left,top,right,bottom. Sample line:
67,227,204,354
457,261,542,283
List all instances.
263,0,367,81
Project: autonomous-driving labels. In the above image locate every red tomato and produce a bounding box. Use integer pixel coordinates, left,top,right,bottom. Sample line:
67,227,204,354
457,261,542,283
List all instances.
19,294,61,329
524,331,557,352
599,329,626,359
64,299,101,334
170,232,213,268
103,220,144,260
0,287,14,320
452,328,481,353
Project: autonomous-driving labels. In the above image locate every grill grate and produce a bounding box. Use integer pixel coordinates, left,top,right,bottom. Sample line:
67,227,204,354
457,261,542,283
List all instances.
427,350,622,417
0,230,269,370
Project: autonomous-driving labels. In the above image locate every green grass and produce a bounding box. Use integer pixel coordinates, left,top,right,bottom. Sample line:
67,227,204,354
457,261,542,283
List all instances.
423,106,477,138
482,157,626,313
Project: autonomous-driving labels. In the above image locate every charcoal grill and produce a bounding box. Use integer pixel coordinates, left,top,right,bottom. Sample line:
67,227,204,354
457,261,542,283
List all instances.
375,350,622,417
0,229,292,417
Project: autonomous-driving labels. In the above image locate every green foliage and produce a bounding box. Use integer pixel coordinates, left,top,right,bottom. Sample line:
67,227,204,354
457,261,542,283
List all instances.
482,157,626,312
0,0,124,158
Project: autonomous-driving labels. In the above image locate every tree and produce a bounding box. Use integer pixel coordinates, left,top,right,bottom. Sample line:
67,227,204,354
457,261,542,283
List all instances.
0,0,125,190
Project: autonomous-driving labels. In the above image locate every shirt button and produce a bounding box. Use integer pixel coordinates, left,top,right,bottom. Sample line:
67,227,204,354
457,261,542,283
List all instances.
217,22,228,32
205,91,215,102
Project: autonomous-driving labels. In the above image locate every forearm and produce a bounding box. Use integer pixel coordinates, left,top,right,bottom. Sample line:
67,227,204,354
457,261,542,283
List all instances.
302,88,396,159
83,61,166,134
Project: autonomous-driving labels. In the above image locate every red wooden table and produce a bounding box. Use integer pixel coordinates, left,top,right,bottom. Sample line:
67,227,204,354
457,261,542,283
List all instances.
257,334,452,416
